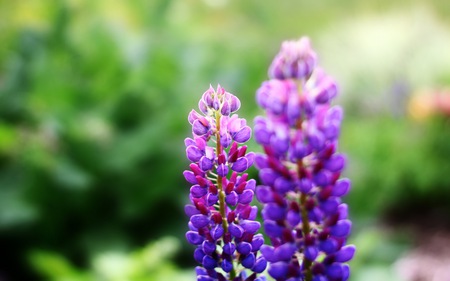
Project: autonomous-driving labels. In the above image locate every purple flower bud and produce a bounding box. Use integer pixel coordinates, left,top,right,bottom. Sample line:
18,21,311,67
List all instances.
242,253,256,268
186,145,203,162
228,223,244,238
315,76,338,104
263,203,286,221
191,214,210,228
254,123,271,145
287,210,301,227
199,156,213,171
229,95,241,113
188,110,202,125
326,263,344,280
239,189,254,204
183,171,197,184
305,245,318,261
233,126,252,143
319,239,338,254
217,164,229,177
194,248,205,263
298,178,313,193
202,241,216,255
333,178,351,197
190,185,207,198
259,168,278,186
221,101,231,116
184,204,200,217
268,261,289,280
240,220,260,234
275,243,297,261
186,231,204,245
263,220,283,238
331,220,352,237
335,245,356,262
231,157,249,172
193,119,210,136
202,255,217,270
320,198,339,215
325,154,346,172
211,225,224,241
274,177,294,194
207,193,218,206
313,170,331,187
252,257,267,273
254,154,269,169
338,203,348,219
226,191,238,206
246,179,256,191
237,242,252,255
221,259,233,273
251,234,265,251
256,185,274,203
220,132,232,148
223,242,236,255
260,245,276,262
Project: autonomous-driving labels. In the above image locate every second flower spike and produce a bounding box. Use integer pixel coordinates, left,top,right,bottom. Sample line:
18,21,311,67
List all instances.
254,37,355,281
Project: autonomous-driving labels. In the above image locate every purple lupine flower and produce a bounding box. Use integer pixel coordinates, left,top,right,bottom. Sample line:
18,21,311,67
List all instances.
254,37,356,281
184,85,267,281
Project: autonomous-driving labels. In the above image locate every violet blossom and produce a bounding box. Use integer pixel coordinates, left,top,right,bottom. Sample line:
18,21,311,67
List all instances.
184,85,267,281
254,37,356,281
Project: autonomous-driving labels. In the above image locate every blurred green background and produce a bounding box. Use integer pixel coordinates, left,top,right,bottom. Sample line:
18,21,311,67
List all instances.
1,0,450,280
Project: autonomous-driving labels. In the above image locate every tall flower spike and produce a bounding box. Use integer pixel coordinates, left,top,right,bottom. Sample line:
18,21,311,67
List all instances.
184,85,267,281
254,37,355,281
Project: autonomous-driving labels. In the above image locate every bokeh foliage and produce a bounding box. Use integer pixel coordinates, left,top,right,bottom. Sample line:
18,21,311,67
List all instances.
1,0,450,280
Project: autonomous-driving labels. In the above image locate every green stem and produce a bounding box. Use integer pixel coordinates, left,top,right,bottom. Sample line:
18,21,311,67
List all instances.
215,110,236,280
298,160,313,281
295,80,312,281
